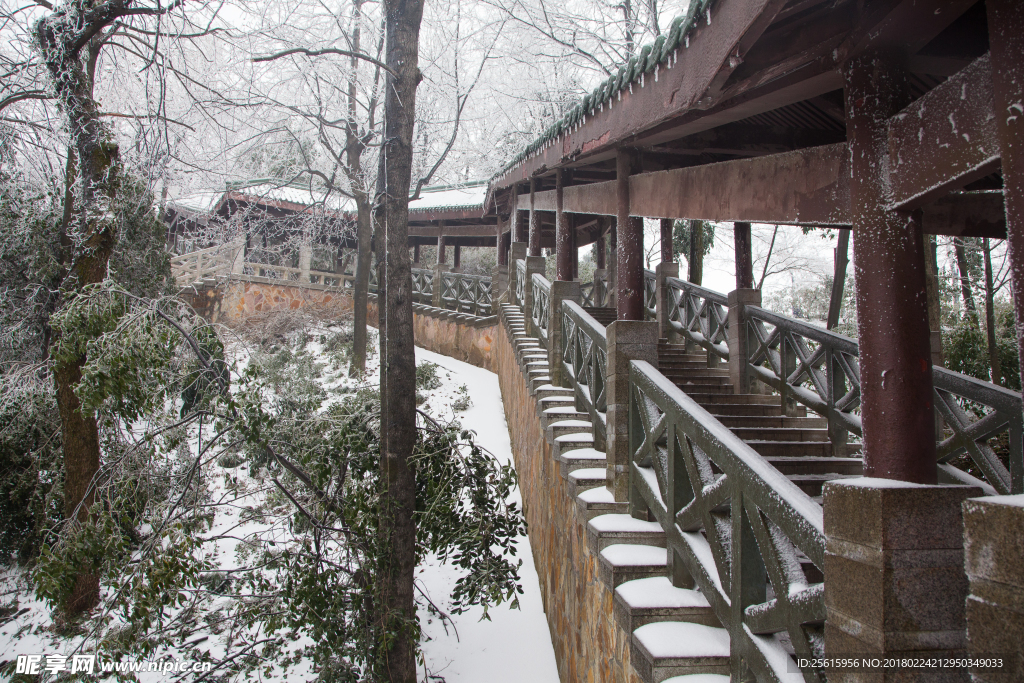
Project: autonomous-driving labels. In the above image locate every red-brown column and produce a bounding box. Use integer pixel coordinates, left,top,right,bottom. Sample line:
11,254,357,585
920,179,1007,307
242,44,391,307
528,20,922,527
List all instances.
513,185,528,244
660,218,673,263
453,244,461,271
528,177,541,257
734,222,754,289
616,150,643,320
555,169,572,280
496,214,507,266
437,234,446,265
413,243,420,264
844,51,936,484
596,226,606,269
988,0,1024,402
572,218,579,280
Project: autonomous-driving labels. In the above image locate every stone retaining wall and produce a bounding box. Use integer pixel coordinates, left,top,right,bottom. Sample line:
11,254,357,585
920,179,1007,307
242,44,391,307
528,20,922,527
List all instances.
367,296,498,371
184,276,352,323
494,308,640,683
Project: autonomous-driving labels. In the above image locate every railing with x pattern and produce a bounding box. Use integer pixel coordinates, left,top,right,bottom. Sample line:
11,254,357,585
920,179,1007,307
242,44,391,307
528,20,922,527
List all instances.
561,300,608,444
629,360,826,682
531,274,551,345
580,271,608,308
643,269,657,321
666,277,730,363
440,271,493,316
515,259,527,308
744,305,1024,494
411,268,433,303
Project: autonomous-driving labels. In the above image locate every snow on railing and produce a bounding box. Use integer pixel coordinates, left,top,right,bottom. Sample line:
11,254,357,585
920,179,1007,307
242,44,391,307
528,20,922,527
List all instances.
561,300,607,444
531,273,551,345
169,238,244,286
629,359,826,683
411,267,433,303
440,271,493,316
666,277,730,362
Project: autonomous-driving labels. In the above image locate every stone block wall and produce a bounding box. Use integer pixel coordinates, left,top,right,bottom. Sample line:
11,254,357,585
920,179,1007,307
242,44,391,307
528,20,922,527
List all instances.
367,297,498,371
184,276,352,324
493,309,640,683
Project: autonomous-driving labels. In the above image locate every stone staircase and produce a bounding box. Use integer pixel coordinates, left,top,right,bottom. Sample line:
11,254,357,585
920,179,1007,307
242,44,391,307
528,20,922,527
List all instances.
501,303,863,682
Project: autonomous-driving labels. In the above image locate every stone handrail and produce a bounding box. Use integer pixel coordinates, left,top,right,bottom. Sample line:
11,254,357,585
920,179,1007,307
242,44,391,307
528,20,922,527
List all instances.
531,273,551,345
746,304,1024,494
411,267,433,303
643,268,657,321
440,270,493,316
244,262,351,288
666,277,730,361
170,239,243,286
561,300,608,443
515,259,527,308
628,359,826,683
580,272,608,308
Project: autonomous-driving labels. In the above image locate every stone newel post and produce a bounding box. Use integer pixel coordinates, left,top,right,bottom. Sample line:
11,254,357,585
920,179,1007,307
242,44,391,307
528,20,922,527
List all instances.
963,494,1024,682
491,264,509,305
547,280,581,388
432,264,449,308
606,320,659,502
655,262,679,342
727,288,760,394
823,479,980,682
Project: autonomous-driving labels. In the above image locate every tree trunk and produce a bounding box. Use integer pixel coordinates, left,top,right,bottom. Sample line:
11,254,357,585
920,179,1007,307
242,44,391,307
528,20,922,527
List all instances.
688,220,703,285
826,229,850,330
954,237,978,323
983,238,1001,385
37,14,124,618
350,195,373,375
374,0,424,678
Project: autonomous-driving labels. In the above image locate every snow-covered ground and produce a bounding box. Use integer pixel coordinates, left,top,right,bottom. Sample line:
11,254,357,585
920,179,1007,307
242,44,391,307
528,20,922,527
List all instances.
413,347,558,683
0,331,558,682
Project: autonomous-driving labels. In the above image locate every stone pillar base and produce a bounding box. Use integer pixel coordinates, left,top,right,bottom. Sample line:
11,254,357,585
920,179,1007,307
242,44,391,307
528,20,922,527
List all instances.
963,494,1024,683
605,320,658,502
548,280,581,387
824,479,981,682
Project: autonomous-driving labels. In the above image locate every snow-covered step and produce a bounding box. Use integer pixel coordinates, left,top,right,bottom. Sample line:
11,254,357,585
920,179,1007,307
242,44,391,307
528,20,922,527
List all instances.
557,446,605,477
529,374,554,392
567,467,607,497
548,419,593,444
576,484,627,521
613,577,718,632
586,513,666,554
534,385,573,403
540,406,589,429
535,394,576,417
630,622,730,683
553,433,597,461
598,544,667,588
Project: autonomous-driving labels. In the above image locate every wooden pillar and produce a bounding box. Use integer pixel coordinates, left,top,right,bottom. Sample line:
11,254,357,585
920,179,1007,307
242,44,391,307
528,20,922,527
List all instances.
496,214,507,266
616,150,643,320
844,50,936,484
660,218,673,263
988,0,1024,397
608,217,618,309
555,169,572,281
528,177,541,257
413,243,420,264
596,227,606,269
733,222,753,290
437,234,446,265
453,244,461,271
572,218,579,280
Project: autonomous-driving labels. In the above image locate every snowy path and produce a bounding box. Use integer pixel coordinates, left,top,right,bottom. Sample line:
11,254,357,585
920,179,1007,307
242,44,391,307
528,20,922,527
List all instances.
414,347,559,683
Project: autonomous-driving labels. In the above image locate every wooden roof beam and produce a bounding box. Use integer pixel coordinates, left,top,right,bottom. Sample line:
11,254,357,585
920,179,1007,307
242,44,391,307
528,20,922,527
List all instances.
887,52,1000,211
